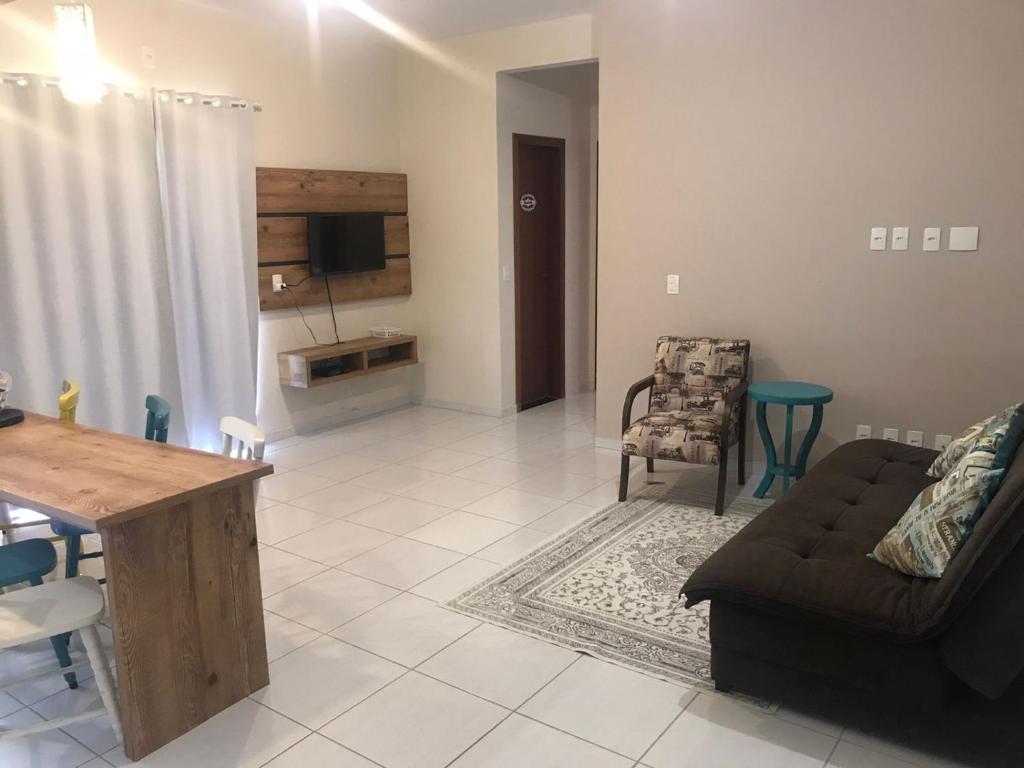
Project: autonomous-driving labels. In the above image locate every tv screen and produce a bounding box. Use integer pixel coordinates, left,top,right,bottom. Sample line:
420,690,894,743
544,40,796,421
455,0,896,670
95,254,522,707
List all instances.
307,213,386,276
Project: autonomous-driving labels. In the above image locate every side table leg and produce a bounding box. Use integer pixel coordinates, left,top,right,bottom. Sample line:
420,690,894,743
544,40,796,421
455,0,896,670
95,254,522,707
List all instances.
753,401,776,498
782,404,795,492
795,403,824,478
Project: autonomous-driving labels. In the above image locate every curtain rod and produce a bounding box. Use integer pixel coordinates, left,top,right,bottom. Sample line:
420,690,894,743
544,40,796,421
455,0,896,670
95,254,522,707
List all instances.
0,73,262,112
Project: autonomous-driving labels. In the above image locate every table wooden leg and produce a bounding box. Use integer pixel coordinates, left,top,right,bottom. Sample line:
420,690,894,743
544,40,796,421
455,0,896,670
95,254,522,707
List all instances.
100,481,268,760
795,404,824,479
753,401,776,498
782,404,795,492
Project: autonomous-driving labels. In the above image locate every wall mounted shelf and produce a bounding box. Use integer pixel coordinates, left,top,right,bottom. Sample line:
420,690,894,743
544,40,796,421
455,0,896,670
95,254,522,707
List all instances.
278,335,418,389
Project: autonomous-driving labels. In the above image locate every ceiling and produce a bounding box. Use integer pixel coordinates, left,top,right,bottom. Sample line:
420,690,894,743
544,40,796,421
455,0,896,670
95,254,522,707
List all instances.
185,0,596,40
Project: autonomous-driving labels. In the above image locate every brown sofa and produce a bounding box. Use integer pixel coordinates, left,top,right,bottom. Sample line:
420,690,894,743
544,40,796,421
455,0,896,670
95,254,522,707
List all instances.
682,438,1024,727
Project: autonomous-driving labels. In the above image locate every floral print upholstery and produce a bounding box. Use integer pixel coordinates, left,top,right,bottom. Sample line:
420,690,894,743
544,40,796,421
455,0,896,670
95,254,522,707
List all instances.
622,337,750,465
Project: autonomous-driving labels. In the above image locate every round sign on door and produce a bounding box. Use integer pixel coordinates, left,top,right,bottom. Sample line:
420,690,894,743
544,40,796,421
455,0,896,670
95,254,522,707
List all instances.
519,193,537,212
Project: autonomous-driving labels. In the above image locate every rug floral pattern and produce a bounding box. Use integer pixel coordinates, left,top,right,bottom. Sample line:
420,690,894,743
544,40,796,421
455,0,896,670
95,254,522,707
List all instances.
448,486,770,691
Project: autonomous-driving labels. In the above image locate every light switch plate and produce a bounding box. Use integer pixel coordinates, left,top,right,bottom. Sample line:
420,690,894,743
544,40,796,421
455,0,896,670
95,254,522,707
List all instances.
856,425,872,440
949,226,979,251
906,430,924,447
870,227,887,251
891,226,909,251
935,434,952,451
883,427,900,442
923,227,941,251
667,274,680,295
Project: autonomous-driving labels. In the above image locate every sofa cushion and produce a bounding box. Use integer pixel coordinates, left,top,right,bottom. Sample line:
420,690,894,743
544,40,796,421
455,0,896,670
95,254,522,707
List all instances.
927,402,1022,479
871,406,1024,578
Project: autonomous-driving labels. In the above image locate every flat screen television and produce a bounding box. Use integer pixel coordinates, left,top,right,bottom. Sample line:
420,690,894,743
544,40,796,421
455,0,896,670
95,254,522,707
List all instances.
307,213,386,276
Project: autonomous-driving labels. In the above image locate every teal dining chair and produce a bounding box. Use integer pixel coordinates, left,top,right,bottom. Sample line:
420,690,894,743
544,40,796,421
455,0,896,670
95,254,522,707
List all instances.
51,394,172,581
0,539,79,688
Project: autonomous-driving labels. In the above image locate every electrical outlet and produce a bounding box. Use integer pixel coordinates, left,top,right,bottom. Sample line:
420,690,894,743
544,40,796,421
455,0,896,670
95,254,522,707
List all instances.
855,425,872,440
666,274,680,295
883,428,900,442
272,274,286,293
935,434,952,451
906,430,924,448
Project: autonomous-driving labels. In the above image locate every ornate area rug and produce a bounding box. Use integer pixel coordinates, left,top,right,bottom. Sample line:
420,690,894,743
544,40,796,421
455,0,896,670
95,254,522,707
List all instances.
448,481,772,697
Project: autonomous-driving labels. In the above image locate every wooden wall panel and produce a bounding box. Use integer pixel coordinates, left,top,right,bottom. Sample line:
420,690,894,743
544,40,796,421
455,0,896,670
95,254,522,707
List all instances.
255,167,412,310
257,215,409,265
256,168,407,214
258,259,411,312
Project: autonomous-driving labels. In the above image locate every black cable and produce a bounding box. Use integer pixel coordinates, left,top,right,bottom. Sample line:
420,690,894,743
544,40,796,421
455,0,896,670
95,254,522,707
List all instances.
323,276,341,344
284,285,336,347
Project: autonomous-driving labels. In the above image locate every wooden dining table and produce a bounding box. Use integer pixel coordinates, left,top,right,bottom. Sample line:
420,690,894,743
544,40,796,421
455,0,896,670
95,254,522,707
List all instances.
0,412,275,760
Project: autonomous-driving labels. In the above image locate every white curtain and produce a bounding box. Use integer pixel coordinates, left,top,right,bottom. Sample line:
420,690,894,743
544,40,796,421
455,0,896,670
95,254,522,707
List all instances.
0,78,258,450
0,78,183,437
155,94,258,451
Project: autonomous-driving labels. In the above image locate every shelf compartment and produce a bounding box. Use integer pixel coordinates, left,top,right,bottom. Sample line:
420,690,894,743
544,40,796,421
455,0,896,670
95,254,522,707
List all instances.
278,335,418,389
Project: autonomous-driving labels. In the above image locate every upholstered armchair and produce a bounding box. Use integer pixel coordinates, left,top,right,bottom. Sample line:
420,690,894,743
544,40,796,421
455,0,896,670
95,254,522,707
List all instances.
619,337,750,516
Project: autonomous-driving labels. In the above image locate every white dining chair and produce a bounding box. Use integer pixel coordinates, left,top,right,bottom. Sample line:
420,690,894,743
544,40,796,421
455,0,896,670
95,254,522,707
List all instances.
0,576,122,743
219,416,266,460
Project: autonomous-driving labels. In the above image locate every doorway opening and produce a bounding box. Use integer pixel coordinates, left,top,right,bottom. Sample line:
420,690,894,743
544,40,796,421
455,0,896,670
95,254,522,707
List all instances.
498,60,598,416
514,133,566,411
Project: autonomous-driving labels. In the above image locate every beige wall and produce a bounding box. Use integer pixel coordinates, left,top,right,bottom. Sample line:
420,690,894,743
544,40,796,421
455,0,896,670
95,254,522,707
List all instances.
0,0,413,440
595,0,1024,461
397,15,594,416
497,63,598,409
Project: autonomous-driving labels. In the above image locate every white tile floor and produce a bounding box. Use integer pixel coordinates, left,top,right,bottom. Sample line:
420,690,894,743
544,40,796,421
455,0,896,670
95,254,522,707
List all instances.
0,392,985,767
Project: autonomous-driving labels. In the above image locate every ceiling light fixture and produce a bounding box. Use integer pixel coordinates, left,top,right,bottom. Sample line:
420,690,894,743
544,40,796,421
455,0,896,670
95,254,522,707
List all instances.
54,2,105,103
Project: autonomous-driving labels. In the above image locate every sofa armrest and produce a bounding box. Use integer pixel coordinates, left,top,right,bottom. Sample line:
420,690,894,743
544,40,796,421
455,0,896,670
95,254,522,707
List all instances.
622,375,656,434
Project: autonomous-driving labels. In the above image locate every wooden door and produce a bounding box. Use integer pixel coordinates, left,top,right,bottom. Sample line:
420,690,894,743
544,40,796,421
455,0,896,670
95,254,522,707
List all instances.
513,134,566,411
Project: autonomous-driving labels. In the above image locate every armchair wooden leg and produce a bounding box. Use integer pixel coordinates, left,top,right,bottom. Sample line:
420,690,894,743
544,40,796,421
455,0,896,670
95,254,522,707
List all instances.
618,455,631,502
715,447,729,517
646,458,655,474
737,408,747,486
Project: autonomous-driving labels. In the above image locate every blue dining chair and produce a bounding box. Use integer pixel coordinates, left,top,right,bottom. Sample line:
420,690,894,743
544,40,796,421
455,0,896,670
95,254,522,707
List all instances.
0,539,78,688
51,394,172,581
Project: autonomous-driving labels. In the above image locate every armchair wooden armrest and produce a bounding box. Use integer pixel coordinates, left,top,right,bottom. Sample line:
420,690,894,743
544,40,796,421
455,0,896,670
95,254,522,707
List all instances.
621,375,656,434
723,379,749,405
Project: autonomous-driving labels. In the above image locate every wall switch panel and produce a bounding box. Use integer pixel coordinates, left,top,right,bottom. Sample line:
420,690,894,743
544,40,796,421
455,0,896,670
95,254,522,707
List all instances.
891,226,909,251
870,227,887,251
906,430,924,448
856,425,873,440
949,226,979,251
935,434,953,451
923,227,941,251
666,274,680,294
883,427,900,442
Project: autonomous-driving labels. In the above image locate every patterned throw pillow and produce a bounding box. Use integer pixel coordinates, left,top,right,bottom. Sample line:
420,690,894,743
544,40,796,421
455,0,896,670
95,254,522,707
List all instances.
927,403,1023,479
871,405,1024,578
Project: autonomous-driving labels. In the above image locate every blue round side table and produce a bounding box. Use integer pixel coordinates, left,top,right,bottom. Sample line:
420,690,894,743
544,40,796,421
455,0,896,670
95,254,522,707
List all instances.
748,381,833,497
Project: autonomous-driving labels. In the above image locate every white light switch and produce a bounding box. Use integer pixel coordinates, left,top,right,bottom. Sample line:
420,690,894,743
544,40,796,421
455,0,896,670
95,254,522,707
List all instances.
891,226,909,251
949,226,979,251
666,274,680,295
870,227,887,251
501,264,512,282
923,227,941,251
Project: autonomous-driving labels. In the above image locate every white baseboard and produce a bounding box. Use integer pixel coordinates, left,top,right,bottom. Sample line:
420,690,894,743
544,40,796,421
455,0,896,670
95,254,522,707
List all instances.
263,395,413,443
416,397,508,419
